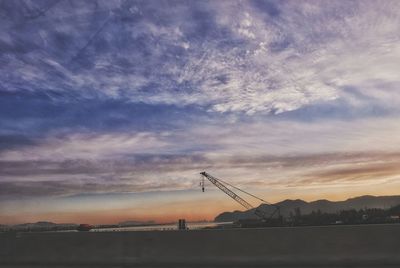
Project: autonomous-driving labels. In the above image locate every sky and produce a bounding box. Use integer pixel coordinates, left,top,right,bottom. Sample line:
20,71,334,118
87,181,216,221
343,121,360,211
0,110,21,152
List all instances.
1,0,400,225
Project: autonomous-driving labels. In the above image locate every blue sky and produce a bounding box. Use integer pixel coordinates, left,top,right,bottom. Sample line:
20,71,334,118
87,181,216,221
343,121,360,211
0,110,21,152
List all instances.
1,0,400,224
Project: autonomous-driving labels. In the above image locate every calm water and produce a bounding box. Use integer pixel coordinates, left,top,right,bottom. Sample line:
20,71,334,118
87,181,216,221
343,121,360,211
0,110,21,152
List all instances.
92,221,232,232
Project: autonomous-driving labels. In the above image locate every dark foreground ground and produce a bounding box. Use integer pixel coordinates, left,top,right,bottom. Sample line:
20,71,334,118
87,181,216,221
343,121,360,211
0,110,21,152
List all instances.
1,224,400,267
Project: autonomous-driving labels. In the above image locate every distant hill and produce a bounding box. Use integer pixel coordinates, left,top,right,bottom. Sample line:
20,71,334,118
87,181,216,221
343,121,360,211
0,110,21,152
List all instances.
14,221,58,228
9,221,77,231
214,195,400,222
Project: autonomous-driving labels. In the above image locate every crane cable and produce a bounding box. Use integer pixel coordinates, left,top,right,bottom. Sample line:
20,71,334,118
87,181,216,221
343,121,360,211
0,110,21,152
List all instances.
201,172,281,220
210,176,279,209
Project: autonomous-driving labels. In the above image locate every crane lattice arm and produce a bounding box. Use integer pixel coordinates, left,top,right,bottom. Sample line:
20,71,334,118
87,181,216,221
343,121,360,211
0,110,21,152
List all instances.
200,171,277,221
200,171,254,210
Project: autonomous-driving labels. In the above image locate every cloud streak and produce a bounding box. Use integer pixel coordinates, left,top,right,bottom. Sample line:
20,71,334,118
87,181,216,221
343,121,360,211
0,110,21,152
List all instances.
2,149,400,199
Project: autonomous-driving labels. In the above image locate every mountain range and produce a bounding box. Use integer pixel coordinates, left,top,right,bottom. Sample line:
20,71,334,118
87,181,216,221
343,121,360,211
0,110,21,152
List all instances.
214,195,400,222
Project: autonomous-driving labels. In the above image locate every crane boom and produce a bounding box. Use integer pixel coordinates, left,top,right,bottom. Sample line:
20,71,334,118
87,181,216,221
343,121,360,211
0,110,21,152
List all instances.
200,171,254,210
200,171,278,221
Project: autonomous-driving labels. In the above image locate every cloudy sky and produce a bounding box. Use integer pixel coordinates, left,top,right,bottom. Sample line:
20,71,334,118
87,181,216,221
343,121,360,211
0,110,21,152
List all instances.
1,0,400,224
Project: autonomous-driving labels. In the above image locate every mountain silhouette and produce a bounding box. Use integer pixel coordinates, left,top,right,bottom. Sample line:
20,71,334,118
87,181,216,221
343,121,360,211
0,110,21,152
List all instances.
214,195,400,222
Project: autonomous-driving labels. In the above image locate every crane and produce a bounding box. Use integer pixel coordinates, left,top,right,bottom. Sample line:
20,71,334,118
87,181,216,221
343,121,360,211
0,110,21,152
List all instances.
200,171,280,222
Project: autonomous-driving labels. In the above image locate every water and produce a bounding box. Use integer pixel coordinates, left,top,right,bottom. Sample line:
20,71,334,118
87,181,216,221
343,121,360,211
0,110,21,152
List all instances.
92,221,232,232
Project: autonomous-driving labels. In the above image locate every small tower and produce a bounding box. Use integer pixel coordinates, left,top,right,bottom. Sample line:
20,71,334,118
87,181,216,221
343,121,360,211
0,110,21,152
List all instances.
178,219,187,230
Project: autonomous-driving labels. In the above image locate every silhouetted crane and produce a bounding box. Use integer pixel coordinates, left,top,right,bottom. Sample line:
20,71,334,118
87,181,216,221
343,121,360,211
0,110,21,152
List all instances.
200,171,280,222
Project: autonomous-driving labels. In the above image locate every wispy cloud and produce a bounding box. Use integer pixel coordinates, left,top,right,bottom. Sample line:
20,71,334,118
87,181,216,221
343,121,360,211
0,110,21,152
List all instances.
0,131,170,161
1,1,400,115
